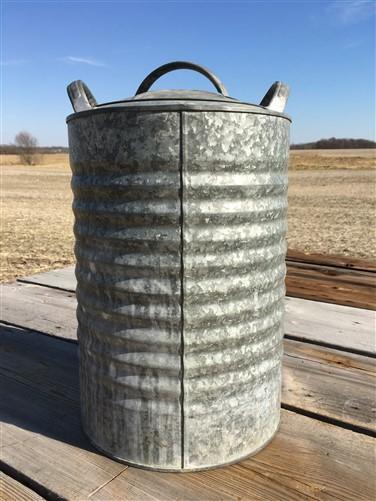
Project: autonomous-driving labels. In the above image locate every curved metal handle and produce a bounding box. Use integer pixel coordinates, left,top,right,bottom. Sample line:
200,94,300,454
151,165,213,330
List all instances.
260,81,290,113
135,61,229,96
67,80,97,112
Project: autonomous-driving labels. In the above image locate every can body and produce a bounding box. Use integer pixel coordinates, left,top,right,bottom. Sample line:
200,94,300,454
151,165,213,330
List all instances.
68,109,290,471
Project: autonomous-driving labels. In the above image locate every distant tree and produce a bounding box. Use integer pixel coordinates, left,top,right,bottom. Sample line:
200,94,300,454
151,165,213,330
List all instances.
291,137,376,150
14,131,38,164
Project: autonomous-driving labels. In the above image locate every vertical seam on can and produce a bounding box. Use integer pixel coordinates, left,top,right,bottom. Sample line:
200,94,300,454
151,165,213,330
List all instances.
179,111,185,469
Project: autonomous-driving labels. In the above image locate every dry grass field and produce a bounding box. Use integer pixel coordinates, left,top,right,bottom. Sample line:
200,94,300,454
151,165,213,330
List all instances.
1,150,375,282
1,155,74,282
289,148,376,169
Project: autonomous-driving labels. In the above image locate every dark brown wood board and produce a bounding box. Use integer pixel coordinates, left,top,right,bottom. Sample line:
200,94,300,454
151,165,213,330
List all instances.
286,250,376,310
287,249,376,273
285,270,376,310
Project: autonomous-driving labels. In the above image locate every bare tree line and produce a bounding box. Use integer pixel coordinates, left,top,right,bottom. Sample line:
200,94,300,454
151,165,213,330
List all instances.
291,137,376,150
1,132,68,164
1,132,375,165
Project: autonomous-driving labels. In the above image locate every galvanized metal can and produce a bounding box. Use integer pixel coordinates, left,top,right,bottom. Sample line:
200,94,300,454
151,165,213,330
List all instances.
66,61,291,471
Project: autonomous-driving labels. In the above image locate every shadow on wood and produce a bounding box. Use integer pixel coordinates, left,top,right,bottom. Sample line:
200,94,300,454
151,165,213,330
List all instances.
0,324,90,452
1,322,375,500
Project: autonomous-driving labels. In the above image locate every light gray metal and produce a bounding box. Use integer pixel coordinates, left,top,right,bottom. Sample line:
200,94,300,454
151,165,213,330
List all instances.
66,61,291,471
260,81,290,112
67,80,97,112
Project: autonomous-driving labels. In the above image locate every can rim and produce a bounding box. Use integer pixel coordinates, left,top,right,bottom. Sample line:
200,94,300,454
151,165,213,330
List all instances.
66,102,292,123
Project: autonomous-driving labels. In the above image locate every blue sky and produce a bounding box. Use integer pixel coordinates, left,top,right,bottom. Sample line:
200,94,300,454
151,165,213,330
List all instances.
2,0,375,146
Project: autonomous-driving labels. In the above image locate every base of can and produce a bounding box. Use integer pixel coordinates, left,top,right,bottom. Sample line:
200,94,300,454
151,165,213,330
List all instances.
82,419,280,473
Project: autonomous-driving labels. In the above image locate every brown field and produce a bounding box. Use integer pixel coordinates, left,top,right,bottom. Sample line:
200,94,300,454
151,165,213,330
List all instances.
1,150,375,282
289,148,376,169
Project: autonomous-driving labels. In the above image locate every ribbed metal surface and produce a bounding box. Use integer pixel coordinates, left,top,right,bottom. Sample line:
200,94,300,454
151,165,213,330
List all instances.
69,112,183,470
67,108,290,471
182,112,289,469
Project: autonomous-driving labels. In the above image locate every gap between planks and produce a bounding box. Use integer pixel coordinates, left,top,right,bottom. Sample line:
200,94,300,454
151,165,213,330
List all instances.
1,324,375,501
88,411,376,501
286,249,376,273
0,471,44,501
1,318,375,436
2,281,375,356
17,257,376,311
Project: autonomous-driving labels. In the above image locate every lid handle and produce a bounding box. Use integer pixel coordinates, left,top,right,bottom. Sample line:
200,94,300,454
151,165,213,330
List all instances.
67,80,97,112
135,61,229,96
260,81,290,113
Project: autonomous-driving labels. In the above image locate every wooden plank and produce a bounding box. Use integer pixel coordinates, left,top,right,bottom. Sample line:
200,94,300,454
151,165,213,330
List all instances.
0,473,43,501
1,312,373,437
2,280,375,433
285,296,376,355
0,325,126,500
287,260,376,287
19,253,376,294
286,269,376,310
91,410,375,501
1,282,77,339
1,323,374,501
283,340,376,434
12,276,376,429
18,260,376,309
2,281,374,355
18,266,76,292
287,249,376,273
286,250,376,311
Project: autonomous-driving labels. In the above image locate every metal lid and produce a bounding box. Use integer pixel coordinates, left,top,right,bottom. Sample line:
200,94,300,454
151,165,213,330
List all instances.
67,61,291,122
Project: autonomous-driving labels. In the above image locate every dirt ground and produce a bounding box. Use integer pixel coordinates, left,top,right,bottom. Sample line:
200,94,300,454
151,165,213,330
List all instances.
289,148,376,170
1,158,74,283
1,150,375,282
288,168,375,258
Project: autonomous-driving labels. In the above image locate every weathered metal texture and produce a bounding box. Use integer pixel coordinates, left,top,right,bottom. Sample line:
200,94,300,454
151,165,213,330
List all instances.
68,112,183,470
67,62,291,471
182,112,289,469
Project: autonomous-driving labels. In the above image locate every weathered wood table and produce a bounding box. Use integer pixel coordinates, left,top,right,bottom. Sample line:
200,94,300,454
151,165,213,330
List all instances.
1,253,375,500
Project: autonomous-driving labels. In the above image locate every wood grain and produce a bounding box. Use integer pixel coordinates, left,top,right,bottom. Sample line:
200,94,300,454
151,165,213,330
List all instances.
18,255,376,310
2,317,373,438
1,323,375,500
91,410,375,501
287,261,376,287
1,282,77,339
286,250,376,310
0,324,126,500
2,283,375,431
286,251,376,310
284,340,376,433
285,296,376,355
285,271,376,310
18,266,76,292
287,249,376,273
0,473,43,501
3,282,374,355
